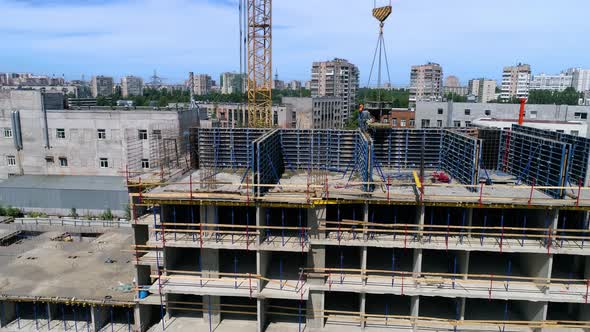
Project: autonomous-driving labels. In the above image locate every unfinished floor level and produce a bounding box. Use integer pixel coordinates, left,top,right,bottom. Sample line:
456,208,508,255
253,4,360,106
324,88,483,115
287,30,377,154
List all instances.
129,127,590,332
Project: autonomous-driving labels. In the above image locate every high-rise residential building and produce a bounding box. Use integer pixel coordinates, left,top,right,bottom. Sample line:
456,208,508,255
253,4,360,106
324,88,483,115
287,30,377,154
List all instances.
272,79,285,90
121,76,144,97
220,72,245,95
409,63,443,104
530,72,573,92
304,81,311,90
443,75,468,96
311,58,359,126
90,75,114,97
444,75,460,88
288,80,302,91
568,68,590,92
468,78,497,103
500,63,531,101
190,74,213,96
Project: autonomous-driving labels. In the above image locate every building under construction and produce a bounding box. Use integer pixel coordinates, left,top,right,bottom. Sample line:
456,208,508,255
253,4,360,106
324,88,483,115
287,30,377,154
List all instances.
126,124,590,332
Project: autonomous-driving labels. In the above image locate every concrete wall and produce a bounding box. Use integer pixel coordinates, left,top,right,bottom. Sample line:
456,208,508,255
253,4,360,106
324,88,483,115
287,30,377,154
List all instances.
415,101,590,134
0,90,200,180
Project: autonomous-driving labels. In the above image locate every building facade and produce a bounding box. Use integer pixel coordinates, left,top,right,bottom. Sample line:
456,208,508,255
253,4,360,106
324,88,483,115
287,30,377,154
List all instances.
91,76,114,97
192,74,213,96
288,80,302,91
380,109,416,128
414,101,590,134
311,58,359,126
220,72,245,95
530,72,573,92
0,90,201,180
468,79,497,103
501,64,531,101
121,76,144,97
569,68,590,92
283,96,343,129
409,63,443,104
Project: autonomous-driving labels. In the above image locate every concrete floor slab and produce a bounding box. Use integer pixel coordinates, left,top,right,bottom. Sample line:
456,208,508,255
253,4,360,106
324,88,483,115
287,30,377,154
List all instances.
0,227,135,304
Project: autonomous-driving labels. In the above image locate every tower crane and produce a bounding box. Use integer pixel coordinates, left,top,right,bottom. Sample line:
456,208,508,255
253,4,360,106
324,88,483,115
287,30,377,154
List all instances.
246,0,273,127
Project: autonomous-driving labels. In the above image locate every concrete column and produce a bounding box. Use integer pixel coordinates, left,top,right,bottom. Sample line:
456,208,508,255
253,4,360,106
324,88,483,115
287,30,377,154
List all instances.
307,245,326,286
306,290,324,329
47,303,58,321
359,293,366,329
459,298,466,321
0,301,16,328
257,250,270,291
201,248,219,279
460,251,470,278
134,304,152,332
200,205,217,223
202,296,221,328
308,207,325,240
465,208,473,235
91,306,109,332
256,206,266,244
412,249,422,279
516,301,546,332
361,246,368,286
257,298,266,332
410,296,419,332
413,206,425,288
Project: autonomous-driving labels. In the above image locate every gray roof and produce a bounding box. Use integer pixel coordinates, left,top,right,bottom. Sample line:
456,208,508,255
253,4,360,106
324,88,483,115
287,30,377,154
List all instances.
0,175,127,192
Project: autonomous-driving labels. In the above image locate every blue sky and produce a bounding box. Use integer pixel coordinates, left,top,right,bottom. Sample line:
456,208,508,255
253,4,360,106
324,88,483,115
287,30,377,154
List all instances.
0,0,589,86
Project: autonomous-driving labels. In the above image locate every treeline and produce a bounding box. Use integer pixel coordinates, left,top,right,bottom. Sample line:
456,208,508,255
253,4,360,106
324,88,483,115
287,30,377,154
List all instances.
495,87,582,105
95,87,311,107
357,88,410,108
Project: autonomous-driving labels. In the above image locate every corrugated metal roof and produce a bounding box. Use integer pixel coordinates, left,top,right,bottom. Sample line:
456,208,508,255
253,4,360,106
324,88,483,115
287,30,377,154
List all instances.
0,175,126,192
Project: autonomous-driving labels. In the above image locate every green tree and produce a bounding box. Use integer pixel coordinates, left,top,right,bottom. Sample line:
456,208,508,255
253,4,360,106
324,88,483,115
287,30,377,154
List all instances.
445,93,467,102
357,88,410,108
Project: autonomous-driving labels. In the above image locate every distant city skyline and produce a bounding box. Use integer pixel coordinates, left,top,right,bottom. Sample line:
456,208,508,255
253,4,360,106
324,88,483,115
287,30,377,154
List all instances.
0,0,589,85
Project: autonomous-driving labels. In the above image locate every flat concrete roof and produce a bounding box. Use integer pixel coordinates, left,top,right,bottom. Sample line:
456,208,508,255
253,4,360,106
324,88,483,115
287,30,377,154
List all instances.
0,226,135,305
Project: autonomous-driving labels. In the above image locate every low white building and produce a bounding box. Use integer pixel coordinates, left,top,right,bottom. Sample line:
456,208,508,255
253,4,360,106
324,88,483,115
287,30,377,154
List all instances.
0,90,201,180
472,118,587,136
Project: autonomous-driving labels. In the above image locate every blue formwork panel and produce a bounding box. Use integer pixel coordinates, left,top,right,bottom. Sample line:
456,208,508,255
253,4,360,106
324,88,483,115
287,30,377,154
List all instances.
498,130,570,199
197,128,268,169
278,129,357,172
369,128,443,171
440,130,481,188
512,125,590,186
254,129,285,195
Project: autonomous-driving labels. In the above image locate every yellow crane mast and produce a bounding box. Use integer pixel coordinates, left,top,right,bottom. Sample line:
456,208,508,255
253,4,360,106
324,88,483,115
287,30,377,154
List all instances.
247,0,273,128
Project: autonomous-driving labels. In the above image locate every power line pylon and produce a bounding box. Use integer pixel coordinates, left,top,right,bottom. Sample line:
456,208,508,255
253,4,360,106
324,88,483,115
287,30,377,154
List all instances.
247,0,273,128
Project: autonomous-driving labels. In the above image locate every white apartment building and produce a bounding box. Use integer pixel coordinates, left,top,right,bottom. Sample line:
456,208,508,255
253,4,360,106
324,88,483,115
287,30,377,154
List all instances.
468,78,497,103
311,58,359,127
220,72,245,95
501,64,531,101
191,74,212,96
409,62,443,103
91,76,114,97
282,96,343,129
288,80,302,90
121,76,144,97
530,72,573,92
568,68,590,92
